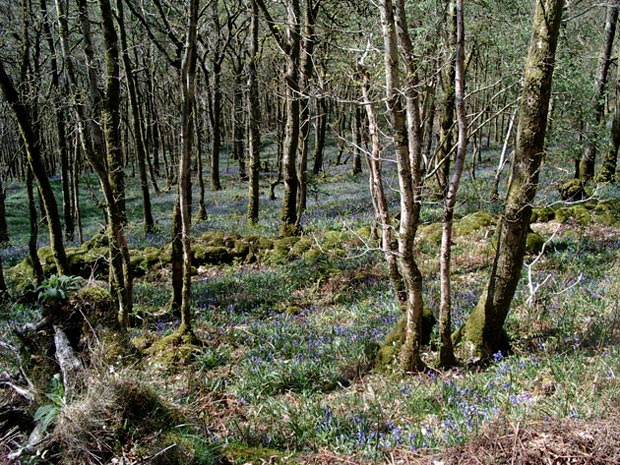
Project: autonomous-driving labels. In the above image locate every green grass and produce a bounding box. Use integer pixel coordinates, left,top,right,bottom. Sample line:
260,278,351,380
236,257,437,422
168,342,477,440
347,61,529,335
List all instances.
2,150,620,463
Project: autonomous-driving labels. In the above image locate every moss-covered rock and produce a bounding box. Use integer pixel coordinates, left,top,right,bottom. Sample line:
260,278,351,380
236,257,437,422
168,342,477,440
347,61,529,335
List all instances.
558,179,587,202
288,236,313,259
525,232,545,255
454,211,496,237
593,199,620,226
555,204,592,225
530,206,556,223
193,245,234,265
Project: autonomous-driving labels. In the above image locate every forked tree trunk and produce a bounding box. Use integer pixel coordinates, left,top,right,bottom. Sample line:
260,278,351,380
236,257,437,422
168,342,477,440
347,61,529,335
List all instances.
381,0,426,373
456,0,565,358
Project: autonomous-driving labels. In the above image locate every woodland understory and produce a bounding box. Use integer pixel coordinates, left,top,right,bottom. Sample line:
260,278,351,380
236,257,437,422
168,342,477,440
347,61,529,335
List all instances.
1,0,620,464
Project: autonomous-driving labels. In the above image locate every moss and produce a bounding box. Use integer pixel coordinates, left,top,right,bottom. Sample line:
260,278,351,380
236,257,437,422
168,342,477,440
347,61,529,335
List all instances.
37,246,57,275
558,179,587,202
148,330,201,365
453,298,487,359
81,231,109,250
555,205,592,225
193,245,234,265
419,223,443,245
454,211,496,237
530,206,555,223
284,305,302,315
288,236,313,259
223,444,288,464
593,200,620,226
525,232,545,255
302,248,322,262
375,308,435,370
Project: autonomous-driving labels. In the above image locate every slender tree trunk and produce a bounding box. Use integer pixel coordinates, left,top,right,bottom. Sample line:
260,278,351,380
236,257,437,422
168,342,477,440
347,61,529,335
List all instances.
232,63,247,181
351,105,363,175
116,0,155,235
247,0,261,224
0,176,9,244
0,61,69,276
438,0,465,369
359,63,407,313
195,102,208,221
177,0,199,336
27,168,44,284
281,3,301,235
434,3,456,198
599,10,620,183
579,2,618,181
209,0,223,192
457,0,565,358
99,0,133,328
256,0,301,235
40,0,74,243
381,0,427,372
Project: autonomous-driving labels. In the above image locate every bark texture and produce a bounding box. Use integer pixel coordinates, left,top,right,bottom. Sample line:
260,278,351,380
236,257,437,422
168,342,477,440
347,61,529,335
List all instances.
457,0,565,358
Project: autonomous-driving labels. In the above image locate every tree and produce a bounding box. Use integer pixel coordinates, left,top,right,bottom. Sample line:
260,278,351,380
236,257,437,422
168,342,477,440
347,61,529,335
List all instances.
177,0,200,336
456,0,565,358
256,0,302,236
0,61,70,276
116,0,155,235
247,0,261,224
578,1,618,182
438,0,465,369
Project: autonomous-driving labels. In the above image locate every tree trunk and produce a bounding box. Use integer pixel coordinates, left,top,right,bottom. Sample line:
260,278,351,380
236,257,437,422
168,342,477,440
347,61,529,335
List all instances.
0,61,69,276
247,0,261,225
380,0,427,373
116,0,155,235
351,105,363,175
579,2,618,182
99,0,133,328
457,0,565,359
0,176,9,244
209,0,223,192
598,9,620,183
177,0,199,336
27,168,44,284
256,0,301,235
438,0,465,369
40,0,74,243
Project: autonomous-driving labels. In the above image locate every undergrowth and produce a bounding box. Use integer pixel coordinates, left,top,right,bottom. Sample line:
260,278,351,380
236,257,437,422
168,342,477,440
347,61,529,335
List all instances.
2,155,620,464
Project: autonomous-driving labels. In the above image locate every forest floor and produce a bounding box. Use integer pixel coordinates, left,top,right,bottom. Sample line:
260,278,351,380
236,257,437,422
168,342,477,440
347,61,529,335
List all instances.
2,152,620,464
